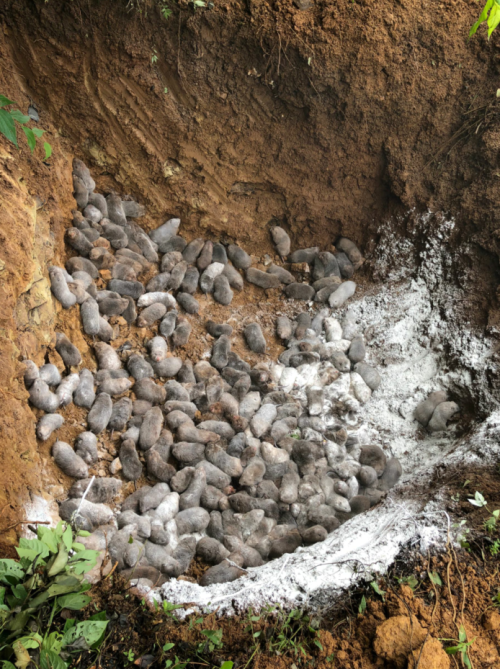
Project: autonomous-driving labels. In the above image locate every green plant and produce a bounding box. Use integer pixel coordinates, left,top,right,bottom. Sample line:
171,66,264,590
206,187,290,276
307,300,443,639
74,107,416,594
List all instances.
358,596,367,614
397,575,418,591
428,571,443,587
190,0,206,7
370,581,386,601
492,590,500,607
123,649,135,663
470,0,500,39
220,662,233,669
441,625,476,669
162,601,183,618
0,95,52,159
0,522,106,669
151,48,158,65
468,491,500,555
198,628,223,653
265,607,323,658
162,642,191,669
160,2,172,19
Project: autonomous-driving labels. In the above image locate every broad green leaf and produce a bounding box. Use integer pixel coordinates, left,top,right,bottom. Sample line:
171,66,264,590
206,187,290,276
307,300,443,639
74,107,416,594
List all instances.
21,126,36,153
0,109,18,147
16,635,42,650
16,538,50,561
62,620,108,649
38,527,59,553
63,619,75,633
72,542,86,552
9,110,30,124
2,661,17,669
220,663,234,669
68,549,98,562
488,3,500,36
0,95,16,107
62,525,73,551
470,0,494,36
77,530,91,537
0,560,25,581
40,650,67,669
44,142,52,160
42,632,63,654
89,611,107,621
358,595,367,613
428,571,443,586
459,625,467,643
32,127,44,138
52,574,81,587
56,592,91,610
12,584,27,602
163,643,175,651
6,610,31,632
47,544,68,577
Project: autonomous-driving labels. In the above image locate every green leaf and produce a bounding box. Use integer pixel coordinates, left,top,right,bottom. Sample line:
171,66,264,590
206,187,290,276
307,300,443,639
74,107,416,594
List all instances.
42,632,63,654
38,527,59,553
12,584,28,602
32,127,44,138
62,620,108,649
469,491,487,508
16,635,42,650
77,530,91,537
0,560,25,581
89,611,107,621
488,2,500,36
9,110,30,124
16,538,50,561
21,126,36,153
470,0,494,36
445,646,459,655
44,142,52,160
56,592,91,610
163,643,175,652
428,571,443,586
220,663,234,669
62,525,73,551
370,581,386,600
2,661,17,669
40,650,67,669
0,95,16,107
63,619,76,633
358,595,367,613
0,109,18,147
47,543,69,577
458,625,467,643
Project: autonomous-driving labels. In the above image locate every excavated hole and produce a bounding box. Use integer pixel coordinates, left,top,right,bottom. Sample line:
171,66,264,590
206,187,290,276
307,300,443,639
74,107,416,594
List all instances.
23,162,500,615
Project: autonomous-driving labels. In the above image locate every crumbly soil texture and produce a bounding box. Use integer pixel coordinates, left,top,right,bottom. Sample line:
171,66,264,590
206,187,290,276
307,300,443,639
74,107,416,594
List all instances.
1,0,500,666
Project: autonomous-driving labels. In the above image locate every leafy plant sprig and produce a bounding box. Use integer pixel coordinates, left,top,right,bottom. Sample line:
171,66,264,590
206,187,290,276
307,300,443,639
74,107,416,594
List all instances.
441,625,476,669
470,0,500,39
0,522,106,669
0,95,52,160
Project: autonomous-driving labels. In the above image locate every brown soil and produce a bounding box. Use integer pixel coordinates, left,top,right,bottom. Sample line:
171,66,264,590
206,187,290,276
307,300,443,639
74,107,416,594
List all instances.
78,528,500,669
